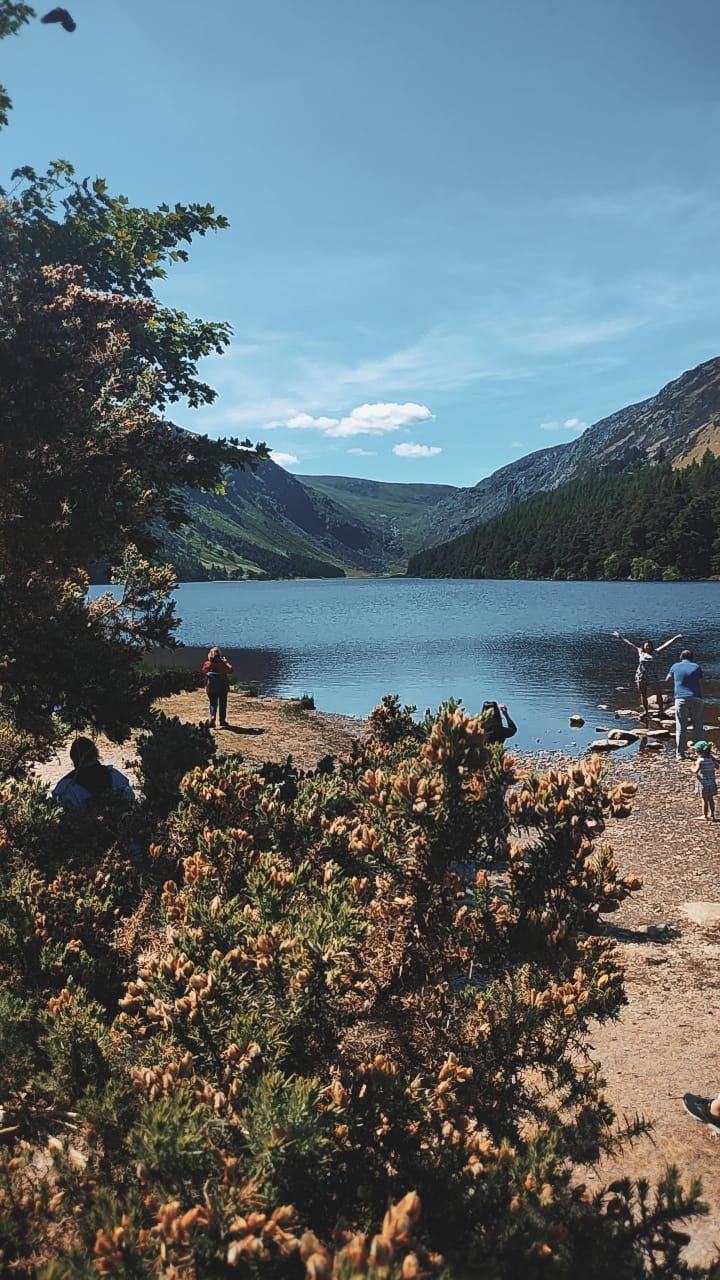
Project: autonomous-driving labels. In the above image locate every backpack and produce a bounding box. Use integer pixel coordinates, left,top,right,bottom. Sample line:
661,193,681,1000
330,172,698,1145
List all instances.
205,668,224,698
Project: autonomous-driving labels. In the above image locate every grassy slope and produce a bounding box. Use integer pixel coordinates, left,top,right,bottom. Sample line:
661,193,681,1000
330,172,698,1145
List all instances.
164,500,350,579
168,468,458,580
298,475,458,557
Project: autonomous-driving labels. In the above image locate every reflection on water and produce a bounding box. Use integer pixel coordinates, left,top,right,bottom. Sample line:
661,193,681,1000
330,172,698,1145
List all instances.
142,579,720,754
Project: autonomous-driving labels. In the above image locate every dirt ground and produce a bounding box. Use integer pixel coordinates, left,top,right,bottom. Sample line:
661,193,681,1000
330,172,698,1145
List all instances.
39,694,720,1265
38,688,368,789
587,748,720,1265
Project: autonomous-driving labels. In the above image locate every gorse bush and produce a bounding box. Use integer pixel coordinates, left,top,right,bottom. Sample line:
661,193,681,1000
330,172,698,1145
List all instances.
0,699,714,1277
134,712,216,815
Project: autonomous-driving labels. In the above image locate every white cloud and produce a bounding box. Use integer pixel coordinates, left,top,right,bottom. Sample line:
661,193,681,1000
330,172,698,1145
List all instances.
280,402,434,438
286,412,339,430
270,451,299,467
539,417,589,432
334,403,433,438
393,442,442,459
348,447,378,456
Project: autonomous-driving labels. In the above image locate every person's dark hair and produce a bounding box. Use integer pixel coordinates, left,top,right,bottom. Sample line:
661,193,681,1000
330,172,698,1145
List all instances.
69,737,100,768
641,640,654,653
680,649,694,661
481,700,502,731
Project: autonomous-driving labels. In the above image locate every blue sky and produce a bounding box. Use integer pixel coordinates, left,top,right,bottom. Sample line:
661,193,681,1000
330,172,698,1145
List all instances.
5,0,720,485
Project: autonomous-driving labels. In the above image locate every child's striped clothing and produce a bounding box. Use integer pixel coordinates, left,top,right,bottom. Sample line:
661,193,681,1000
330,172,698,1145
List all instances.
695,757,717,795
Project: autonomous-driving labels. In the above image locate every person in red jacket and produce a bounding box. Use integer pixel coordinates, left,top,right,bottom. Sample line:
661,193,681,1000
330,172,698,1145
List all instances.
202,647,233,728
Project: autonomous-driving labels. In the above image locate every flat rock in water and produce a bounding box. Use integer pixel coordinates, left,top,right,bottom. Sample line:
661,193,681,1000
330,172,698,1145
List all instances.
680,901,720,927
643,739,663,750
615,708,643,719
644,728,670,739
607,728,639,742
595,725,610,732
589,738,626,751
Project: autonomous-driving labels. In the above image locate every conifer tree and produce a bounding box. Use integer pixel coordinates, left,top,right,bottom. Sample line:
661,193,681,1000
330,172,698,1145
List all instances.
0,8,267,771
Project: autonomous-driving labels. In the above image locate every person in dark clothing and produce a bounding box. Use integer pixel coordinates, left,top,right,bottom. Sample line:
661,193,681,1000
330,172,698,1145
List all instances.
52,737,135,811
202,647,233,728
481,701,517,745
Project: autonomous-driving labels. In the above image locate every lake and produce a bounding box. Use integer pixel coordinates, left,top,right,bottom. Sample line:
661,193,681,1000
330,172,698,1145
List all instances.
162,579,720,754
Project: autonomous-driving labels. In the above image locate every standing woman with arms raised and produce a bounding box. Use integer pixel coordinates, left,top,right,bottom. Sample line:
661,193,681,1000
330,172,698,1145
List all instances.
612,630,682,717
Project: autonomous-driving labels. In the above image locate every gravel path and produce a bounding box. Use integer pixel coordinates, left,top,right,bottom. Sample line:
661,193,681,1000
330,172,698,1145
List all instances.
588,749,720,1266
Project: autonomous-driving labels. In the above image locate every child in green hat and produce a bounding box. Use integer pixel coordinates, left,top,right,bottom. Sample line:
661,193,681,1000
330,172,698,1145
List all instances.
691,740,718,821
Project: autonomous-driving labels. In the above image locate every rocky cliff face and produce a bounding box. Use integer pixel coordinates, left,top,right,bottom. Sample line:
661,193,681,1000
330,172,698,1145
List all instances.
431,356,720,542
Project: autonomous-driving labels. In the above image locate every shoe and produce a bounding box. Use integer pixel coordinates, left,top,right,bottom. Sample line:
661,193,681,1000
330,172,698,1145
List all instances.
675,754,685,761
683,1093,720,1131
219,721,228,728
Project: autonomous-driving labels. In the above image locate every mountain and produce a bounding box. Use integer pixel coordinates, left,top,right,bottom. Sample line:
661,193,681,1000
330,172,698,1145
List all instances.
165,356,720,581
408,452,720,581
165,460,456,580
425,356,720,544
297,475,457,560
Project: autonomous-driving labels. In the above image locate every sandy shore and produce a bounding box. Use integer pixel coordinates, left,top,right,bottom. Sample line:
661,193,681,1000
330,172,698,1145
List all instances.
36,692,720,1264
36,688,369,789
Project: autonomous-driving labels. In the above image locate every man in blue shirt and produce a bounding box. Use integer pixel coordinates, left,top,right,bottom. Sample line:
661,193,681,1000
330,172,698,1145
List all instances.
666,649,704,760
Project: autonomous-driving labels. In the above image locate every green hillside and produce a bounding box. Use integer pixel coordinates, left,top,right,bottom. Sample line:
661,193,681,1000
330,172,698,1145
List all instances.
161,498,346,581
164,460,383,580
408,452,720,581
298,474,457,559
166,463,457,580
